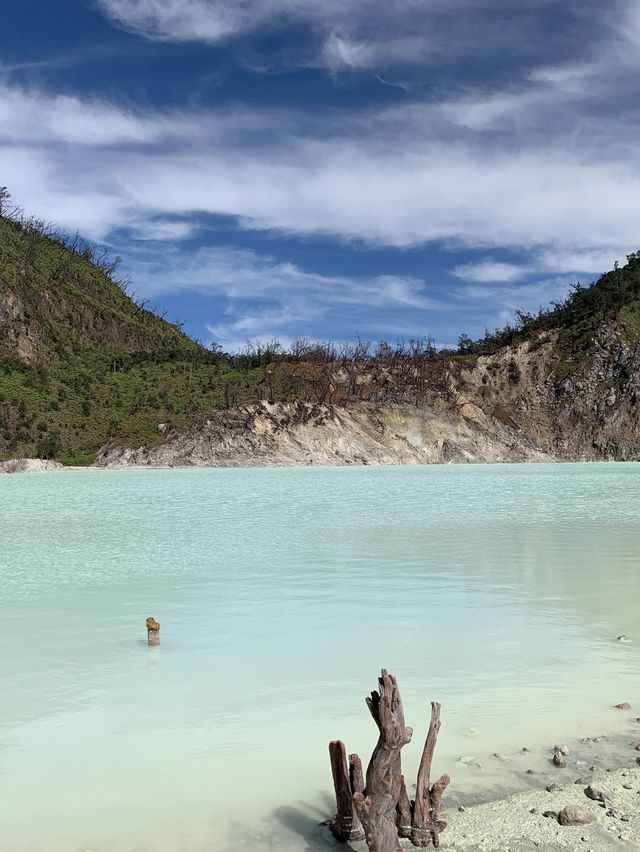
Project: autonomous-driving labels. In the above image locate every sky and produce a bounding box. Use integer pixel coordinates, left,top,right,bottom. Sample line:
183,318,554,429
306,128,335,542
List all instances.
2,0,640,351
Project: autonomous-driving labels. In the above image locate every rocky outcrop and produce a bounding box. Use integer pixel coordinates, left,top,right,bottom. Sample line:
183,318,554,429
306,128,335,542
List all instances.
95,400,555,469
447,322,640,462
94,320,640,470
0,458,65,473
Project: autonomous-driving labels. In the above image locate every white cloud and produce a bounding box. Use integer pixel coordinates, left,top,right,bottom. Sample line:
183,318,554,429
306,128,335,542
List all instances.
126,243,435,307
3,75,640,260
453,261,529,284
119,242,440,350
456,276,576,320
4,0,640,274
96,0,584,72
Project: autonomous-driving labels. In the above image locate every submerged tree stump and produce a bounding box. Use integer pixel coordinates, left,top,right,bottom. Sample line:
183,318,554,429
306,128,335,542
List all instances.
328,670,449,851
410,703,450,848
146,616,160,646
328,741,366,841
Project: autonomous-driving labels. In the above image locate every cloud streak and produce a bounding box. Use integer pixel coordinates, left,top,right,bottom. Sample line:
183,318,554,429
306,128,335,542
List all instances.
3,74,639,259
96,0,606,72
121,242,440,350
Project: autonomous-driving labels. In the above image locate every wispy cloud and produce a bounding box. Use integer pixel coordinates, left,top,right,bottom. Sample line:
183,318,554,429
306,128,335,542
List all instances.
120,242,440,350
3,71,639,257
96,0,607,74
453,261,529,284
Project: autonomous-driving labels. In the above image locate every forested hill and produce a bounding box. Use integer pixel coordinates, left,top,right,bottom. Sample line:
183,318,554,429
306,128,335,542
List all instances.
2,201,640,466
0,212,263,463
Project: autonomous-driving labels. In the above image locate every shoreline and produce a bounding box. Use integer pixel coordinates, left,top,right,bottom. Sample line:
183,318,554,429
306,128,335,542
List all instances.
2,456,640,475
328,719,640,852
438,764,640,851
416,725,640,851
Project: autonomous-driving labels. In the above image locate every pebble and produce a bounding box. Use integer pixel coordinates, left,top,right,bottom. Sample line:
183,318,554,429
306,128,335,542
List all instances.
521,747,529,753
553,744,569,755
457,755,482,768
546,783,561,792
617,635,633,642
620,815,631,822
575,777,592,785
635,743,640,751
615,703,631,710
458,805,466,812
526,769,535,775
622,784,633,790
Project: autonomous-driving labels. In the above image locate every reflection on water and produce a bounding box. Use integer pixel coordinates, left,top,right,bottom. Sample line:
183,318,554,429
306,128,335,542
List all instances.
1,463,639,851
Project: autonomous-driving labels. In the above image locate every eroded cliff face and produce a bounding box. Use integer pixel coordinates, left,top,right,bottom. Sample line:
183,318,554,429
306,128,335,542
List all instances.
95,400,554,468
449,323,640,462
95,321,640,469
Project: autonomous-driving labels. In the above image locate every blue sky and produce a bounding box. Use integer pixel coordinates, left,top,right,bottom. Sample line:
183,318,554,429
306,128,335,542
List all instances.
2,0,640,351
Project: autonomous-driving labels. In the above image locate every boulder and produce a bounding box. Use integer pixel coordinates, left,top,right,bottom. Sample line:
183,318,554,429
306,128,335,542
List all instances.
558,806,597,826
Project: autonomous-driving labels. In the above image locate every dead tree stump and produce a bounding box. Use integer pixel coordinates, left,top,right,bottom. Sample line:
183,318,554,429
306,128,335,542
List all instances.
146,616,160,646
328,670,449,851
328,741,366,842
352,670,413,852
410,703,450,848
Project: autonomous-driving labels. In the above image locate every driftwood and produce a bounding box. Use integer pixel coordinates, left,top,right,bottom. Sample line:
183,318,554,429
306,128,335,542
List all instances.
328,670,449,851
146,616,160,646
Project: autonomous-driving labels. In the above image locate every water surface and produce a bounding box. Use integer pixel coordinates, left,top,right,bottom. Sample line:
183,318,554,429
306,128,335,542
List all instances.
1,463,639,851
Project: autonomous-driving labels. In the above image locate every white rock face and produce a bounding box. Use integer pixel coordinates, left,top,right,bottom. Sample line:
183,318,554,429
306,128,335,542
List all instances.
0,458,65,474
94,400,557,470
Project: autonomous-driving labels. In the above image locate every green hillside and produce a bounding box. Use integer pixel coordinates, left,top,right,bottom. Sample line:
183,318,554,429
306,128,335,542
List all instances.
0,213,263,464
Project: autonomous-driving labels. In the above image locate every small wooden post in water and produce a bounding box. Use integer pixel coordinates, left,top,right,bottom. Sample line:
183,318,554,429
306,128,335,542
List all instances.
146,616,160,646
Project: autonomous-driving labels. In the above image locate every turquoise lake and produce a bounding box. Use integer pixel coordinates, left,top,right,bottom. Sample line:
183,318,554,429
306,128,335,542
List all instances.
1,463,639,851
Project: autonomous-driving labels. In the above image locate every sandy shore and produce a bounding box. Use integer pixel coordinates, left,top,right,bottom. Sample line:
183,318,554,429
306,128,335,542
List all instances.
439,765,640,850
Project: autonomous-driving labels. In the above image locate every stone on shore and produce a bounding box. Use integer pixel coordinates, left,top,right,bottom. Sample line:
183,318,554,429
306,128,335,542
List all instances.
558,805,597,826
584,783,613,803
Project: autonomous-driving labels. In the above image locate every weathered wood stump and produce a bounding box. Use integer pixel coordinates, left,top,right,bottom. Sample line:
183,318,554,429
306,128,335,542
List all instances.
410,703,450,848
328,670,449,851
328,741,366,841
146,616,160,646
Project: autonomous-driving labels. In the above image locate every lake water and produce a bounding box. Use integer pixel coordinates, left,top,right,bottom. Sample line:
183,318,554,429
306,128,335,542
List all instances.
1,463,639,851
